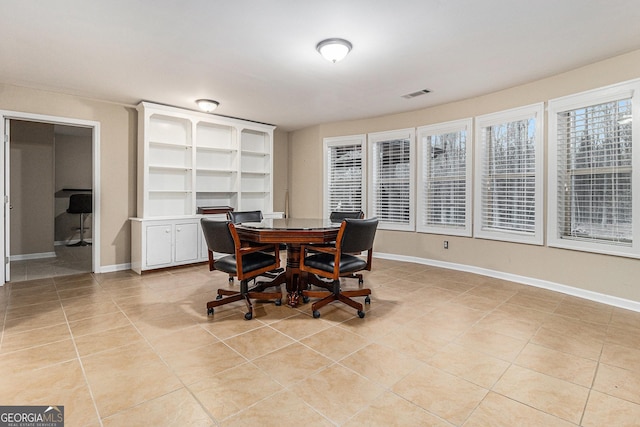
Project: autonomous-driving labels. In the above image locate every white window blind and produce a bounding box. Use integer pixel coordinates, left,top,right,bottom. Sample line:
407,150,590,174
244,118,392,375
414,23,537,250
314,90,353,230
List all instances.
417,119,472,236
558,100,632,244
548,80,639,257
475,104,544,244
324,135,365,218
368,129,415,231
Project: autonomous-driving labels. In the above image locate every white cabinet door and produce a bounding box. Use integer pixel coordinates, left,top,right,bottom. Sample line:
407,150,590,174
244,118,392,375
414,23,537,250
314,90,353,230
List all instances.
175,222,199,263
146,224,173,267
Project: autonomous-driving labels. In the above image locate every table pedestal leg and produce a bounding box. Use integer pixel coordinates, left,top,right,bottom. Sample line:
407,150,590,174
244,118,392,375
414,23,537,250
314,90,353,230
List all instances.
286,244,302,307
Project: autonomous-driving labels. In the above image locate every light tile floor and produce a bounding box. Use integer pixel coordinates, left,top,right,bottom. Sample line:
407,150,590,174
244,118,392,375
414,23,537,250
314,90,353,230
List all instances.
9,245,92,282
1,259,640,426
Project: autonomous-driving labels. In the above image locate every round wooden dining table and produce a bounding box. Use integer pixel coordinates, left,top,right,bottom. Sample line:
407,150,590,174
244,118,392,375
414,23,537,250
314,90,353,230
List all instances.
234,218,340,306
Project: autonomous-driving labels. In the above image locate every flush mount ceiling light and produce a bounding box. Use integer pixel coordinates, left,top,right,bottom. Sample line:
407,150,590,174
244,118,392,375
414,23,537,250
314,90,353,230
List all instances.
316,38,352,63
196,99,219,112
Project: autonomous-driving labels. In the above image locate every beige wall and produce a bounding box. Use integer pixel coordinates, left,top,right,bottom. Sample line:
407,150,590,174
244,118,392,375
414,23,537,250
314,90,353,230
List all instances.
0,84,136,268
272,129,289,213
9,120,55,255
288,49,640,303
0,84,289,270
288,125,321,218
54,132,93,242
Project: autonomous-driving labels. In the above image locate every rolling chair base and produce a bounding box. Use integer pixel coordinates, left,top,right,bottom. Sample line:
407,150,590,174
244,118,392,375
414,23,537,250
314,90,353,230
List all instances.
303,275,371,318
67,240,92,247
206,278,282,320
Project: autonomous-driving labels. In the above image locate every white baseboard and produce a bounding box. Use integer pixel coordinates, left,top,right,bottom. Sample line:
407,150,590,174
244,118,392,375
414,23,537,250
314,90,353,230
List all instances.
10,252,57,261
95,263,131,274
375,252,640,313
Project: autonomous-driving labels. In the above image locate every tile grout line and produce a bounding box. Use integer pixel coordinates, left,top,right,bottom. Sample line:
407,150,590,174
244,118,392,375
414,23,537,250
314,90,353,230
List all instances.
102,279,223,425
55,278,105,427
0,285,10,353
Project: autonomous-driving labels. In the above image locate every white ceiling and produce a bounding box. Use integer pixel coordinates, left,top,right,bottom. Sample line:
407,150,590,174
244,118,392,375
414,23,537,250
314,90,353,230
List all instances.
2,0,640,131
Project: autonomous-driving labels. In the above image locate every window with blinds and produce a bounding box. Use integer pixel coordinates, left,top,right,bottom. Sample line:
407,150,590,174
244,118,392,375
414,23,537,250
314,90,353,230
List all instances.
368,129,415,231
474,104,544,244
323,135,365,218
417,119,472,236
548,81,638,257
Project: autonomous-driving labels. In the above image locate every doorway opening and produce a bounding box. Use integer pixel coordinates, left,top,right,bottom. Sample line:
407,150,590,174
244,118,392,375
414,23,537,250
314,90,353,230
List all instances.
1,111,101,284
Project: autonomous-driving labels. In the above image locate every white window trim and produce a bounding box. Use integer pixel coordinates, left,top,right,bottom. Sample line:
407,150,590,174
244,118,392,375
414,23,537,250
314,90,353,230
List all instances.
416,118,473,236
367,128,416,231
474,103,545,245
323,134,366,218
547,79,640,258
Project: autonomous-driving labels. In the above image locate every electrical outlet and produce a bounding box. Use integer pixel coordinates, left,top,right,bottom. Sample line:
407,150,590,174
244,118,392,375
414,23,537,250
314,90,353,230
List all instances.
444,240,449,249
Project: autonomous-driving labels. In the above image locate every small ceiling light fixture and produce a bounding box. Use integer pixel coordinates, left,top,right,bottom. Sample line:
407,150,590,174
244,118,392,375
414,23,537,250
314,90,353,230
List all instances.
316,38,352,63
196,99,219,112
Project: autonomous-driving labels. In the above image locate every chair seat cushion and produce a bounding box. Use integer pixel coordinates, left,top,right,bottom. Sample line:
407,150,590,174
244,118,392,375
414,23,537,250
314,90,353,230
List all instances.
214,252,276,275
304,253,366,274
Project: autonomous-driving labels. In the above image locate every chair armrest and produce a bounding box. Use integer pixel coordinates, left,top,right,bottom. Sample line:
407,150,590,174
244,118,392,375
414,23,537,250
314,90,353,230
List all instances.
235,242,281,277
300,244,341,280
227,222,280,276
301,244,336,256
238,243,280,256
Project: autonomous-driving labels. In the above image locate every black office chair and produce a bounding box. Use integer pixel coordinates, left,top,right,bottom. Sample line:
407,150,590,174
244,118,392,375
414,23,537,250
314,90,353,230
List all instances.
228,210,263,224
201,218,283,320
329,210,364,222
328,210,366,284
222,210,264,283
301,217,378,318
225,210,284,283
67,193,92,246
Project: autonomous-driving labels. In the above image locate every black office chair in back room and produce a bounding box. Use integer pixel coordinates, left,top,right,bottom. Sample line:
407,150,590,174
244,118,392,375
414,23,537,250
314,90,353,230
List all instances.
67,193,92,246
301,217,378,319
200,218,283,320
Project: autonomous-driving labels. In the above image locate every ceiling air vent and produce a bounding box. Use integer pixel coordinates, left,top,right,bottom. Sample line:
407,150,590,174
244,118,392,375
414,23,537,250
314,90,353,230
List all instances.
402,89,431,99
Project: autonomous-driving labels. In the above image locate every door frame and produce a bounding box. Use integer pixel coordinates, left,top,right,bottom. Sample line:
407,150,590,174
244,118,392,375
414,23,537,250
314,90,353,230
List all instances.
1,110,101,285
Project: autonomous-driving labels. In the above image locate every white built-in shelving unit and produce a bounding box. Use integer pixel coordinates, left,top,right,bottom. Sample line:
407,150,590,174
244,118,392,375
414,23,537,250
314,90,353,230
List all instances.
131,102,278,273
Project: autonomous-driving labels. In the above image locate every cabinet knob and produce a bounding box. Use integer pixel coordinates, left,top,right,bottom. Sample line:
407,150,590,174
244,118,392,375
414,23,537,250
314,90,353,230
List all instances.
165,229,170,233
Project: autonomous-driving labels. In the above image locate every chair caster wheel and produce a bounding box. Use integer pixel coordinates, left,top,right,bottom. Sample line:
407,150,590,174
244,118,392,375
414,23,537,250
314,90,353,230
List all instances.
244,312,253,320
216,294,223,300
364,296,371,304
207,308,214,315
359,278,364,285
312,310,321,319
302,296,310,304
228,277,234,284
357,311,365,318
275,299,282,306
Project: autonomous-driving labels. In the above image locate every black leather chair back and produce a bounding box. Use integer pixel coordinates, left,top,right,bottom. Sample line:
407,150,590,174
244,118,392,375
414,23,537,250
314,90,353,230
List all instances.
329,210,364,222
67,194,92,214
200,219,236,255
228,210,263,224
340,218,378,254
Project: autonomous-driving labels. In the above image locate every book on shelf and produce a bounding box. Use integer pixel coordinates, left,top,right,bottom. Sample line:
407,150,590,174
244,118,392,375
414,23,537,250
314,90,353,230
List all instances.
197,206,234,214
